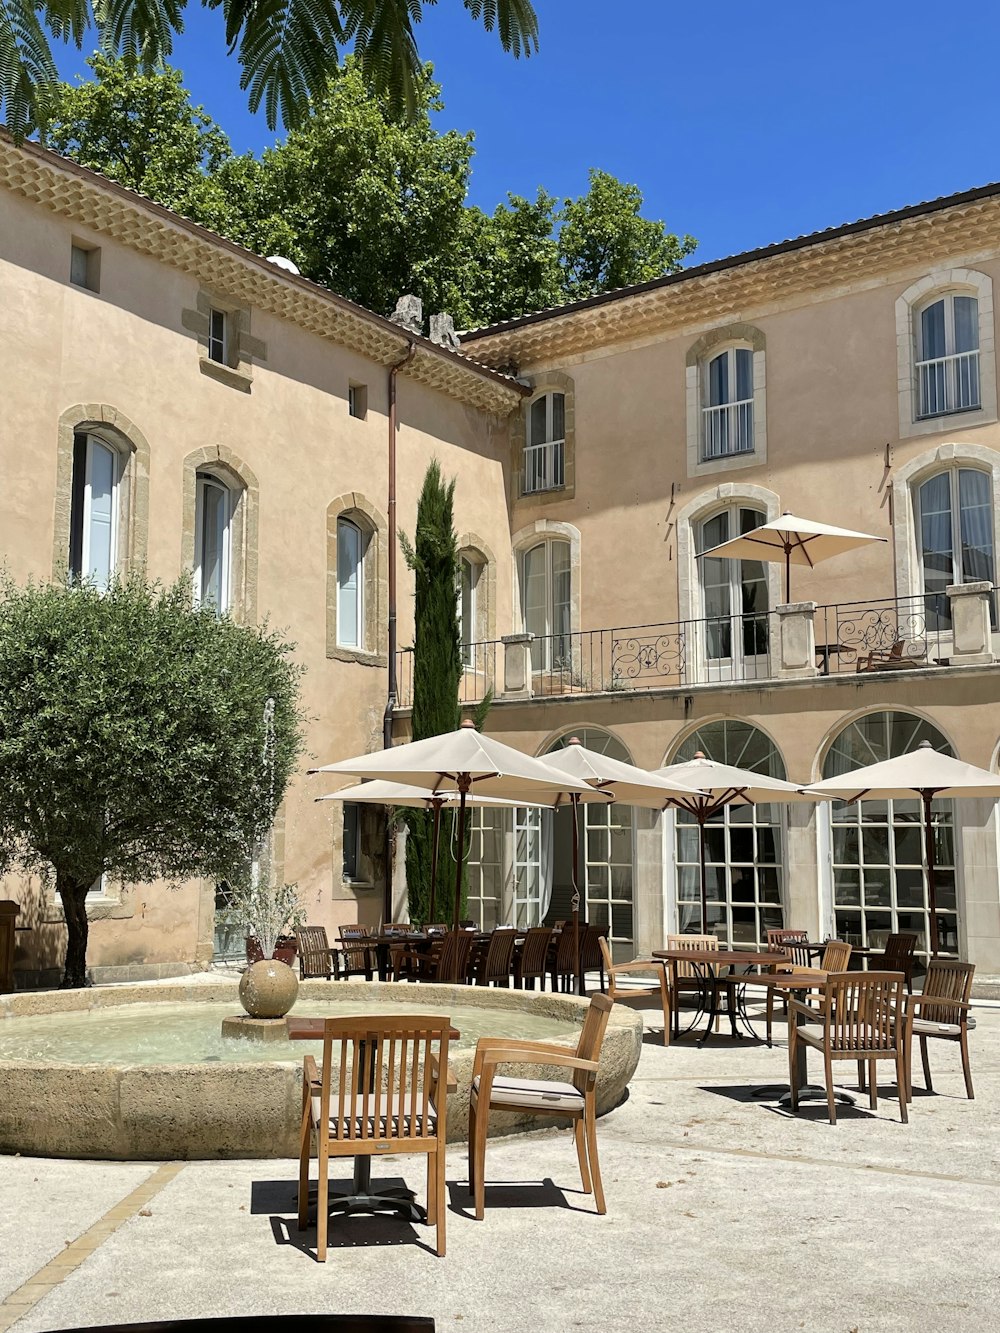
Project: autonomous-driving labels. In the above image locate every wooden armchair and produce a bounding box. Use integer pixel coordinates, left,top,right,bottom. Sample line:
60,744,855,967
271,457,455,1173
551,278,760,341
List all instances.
766,939,851,1044
665,934,721,1040
295,926,339,981
467,992,613,1219
337,925,374,980
472,927,517,986
903,959,976,1101
514,926,552,990
855,640,925,672
393,930,474,984
788,971,907,1124
298,1014,452,1259
598,934,670,1045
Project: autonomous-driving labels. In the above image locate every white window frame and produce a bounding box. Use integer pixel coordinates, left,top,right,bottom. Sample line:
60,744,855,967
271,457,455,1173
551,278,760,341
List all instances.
524,391,566,495
336,517,365,650
208,308,229,365
520,538,572,673
685,331,767,477
696,504,770,681
914,292,981,420
73,433,120,591
458,555,480,667
701,346,755,461
914,465,996,629
193,472,233,614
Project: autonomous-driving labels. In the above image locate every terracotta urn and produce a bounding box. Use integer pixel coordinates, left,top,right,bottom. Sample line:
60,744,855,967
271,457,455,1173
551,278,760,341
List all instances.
238,958,299,1018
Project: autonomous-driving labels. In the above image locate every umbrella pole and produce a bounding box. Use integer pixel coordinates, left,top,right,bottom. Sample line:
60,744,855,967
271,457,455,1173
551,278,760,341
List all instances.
922,789,940,957
427,798,442,926
784,544,791,604
451,776,471,977
571,793,585,997
698,816,708,936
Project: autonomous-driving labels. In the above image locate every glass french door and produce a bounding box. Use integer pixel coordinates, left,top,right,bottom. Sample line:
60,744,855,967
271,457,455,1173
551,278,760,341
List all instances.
522,540,572,673
698,506,769,681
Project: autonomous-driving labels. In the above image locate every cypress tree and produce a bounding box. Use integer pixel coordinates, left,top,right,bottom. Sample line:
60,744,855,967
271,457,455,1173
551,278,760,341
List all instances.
400,460,462,925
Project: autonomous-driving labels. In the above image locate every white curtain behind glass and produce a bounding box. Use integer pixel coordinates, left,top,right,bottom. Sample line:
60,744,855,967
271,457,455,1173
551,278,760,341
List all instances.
337,519,363,647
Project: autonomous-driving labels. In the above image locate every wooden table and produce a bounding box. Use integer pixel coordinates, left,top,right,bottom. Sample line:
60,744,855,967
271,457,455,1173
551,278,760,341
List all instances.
287,1016,460,1220
652,948,787,1046
742,971,858,1108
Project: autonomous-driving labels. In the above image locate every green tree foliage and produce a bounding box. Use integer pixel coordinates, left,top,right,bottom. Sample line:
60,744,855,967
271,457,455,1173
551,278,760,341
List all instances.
399,460,461,926
0,0,538,140
0,575,304,987
36,57,697,326
45,54,232,221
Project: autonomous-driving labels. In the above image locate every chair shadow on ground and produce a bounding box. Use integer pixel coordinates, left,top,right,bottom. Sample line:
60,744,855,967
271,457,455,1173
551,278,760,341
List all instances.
250,1178,440,1260
446,1176,593,1217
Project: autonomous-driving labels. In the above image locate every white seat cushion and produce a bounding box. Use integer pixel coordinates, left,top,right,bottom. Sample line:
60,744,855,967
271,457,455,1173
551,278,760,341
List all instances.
471,1074,584,1113
911,1018,961,1037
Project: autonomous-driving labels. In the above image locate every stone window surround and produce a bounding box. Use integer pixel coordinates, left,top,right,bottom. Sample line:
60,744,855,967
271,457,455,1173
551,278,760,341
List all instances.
327,492,389,666
685,323,767,478
511,370,576,505
457,532,498,653
891,441,1000,609
181,446,259,624
181,290,267,394
674,482,782,629
895,268,997,439
52,404,150,583
511,518,582,639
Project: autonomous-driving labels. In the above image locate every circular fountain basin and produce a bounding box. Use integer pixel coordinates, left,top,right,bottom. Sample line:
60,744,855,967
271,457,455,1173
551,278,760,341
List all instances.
0,980,643,1160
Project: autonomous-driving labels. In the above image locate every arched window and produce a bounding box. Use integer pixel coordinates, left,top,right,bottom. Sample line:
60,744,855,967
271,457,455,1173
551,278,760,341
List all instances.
672,721,785,946
457,553,481,667
69,433,120,591
915,292,980,419
822,711,957,956
702,346,754,460
336,517,365,649
194,472,233,614
525,391,566,494
697,505,769,678
521,538,572,672
916,467,995,629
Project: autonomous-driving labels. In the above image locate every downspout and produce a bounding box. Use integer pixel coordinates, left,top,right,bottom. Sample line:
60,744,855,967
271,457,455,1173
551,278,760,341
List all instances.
382,340,416,922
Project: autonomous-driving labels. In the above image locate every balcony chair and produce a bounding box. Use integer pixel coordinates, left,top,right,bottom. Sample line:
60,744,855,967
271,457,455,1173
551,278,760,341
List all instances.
337,925,375,980
467,992,614,1218
513,926,553,990
903,959,976,1101
855,640,926,672
598,934,670,1045
788,970,908,1125
295,926,339,981
298,1014,452,1259
472,927,517,986
665,934,722,1040
766,938,852,1045
392,929,474,984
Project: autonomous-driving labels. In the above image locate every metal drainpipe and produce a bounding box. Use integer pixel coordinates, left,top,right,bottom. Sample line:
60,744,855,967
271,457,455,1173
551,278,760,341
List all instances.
382,340,416,923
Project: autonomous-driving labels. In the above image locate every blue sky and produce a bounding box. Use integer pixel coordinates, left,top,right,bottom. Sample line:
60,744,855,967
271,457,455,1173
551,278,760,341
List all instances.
54,0,1000,265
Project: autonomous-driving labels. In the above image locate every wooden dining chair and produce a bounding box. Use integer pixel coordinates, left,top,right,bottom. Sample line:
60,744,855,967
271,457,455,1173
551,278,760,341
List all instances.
467,992,614,1218
870,931,919,993
580,924,610,991
766,939,851,1045
299,1014,452,1260
665,934,720,1040
296,926,339,981
903,959,976,1101
551,922,582,993
598,934,670,1044
337,925,375,980
514,926,552,990
472,927,517,986
393,930,474,984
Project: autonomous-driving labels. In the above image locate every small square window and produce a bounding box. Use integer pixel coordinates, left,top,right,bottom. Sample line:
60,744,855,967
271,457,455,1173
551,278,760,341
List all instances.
208,308,229,364
343,804,361,880
348,383,368,420
70,243,100,292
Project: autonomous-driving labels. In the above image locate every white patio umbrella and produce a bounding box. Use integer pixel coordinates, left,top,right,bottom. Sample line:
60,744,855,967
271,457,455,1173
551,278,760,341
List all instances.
317,780,548,926
697,511,887,602
539,737,706,993
807,740,1000,955
311,721,608,939
656,753,821,935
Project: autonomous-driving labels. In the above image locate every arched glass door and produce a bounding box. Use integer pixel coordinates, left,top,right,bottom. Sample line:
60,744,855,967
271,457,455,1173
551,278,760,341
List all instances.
697,506,769,682
823,711,957,956
672,720,785,946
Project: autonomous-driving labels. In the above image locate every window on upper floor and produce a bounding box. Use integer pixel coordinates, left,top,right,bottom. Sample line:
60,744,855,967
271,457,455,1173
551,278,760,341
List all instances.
69,433,121,591
457,554,481,667
194,472,234,614
521,538,571,672
916,466,995,630
336,517,366,649
207,308,229,365
697,505,769,678
702,346,754,461
524,392,566,494
70,242,100,293
915,293,981,419
348,383,368,420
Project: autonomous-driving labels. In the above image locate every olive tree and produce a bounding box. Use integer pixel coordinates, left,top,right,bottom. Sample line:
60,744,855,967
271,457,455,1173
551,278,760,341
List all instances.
0,575,304,987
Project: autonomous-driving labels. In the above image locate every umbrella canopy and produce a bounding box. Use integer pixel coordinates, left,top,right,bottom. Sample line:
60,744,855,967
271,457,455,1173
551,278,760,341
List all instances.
542,738,706,808
656,753,821,935
697,510,887,602
806,740,1000,955
316,781,548,810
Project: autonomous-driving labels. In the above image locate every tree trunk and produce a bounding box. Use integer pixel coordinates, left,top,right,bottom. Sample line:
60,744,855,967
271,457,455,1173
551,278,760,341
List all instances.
57,872,92,988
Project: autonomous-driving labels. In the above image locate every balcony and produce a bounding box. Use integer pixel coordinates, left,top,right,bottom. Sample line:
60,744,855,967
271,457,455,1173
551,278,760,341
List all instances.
916,349,981,418
523,438,565,494
393,584,996,709
702,399,754,460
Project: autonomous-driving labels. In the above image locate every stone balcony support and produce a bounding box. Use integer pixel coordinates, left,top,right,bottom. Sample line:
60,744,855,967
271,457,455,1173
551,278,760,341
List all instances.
775,601,819,679
501,633,534,698
946,582,995,666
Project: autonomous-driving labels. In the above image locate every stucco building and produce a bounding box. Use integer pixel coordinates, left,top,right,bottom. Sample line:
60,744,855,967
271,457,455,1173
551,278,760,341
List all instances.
3,131,1000,983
